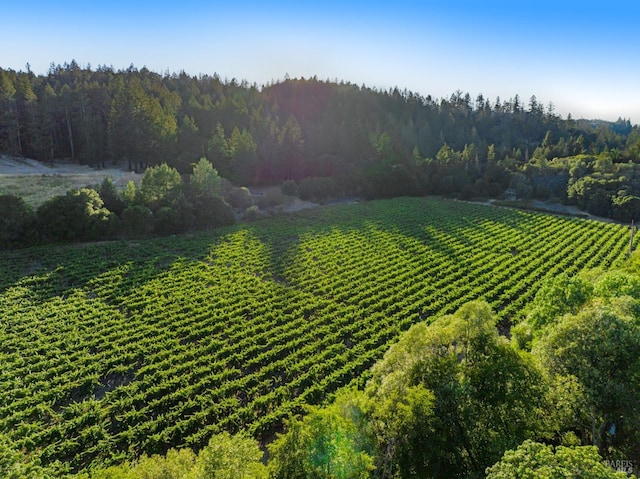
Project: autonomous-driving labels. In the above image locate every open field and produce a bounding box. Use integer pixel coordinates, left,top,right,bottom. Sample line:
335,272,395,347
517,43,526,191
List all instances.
0,157,140,207
0,197,633,471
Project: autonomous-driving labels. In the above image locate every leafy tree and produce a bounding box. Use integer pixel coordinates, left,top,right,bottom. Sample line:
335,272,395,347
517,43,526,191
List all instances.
189,157,222,197
366,384,436,479
594,271,640,299
525,273,594,331
191,194,235,230
139,163,183,210
36,188,114,243
611,191,640,223
123,180,138,205
79,448,196,479
366,301,548,478
99,177,125,216
120,204,154,238
191,431,267,479
534,303,640,461
486,440,633,479
371,132,398,166
153,193,194,235
269,393,374,479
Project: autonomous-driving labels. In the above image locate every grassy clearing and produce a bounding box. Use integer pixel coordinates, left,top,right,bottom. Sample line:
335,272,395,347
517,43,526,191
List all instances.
0,158,140,207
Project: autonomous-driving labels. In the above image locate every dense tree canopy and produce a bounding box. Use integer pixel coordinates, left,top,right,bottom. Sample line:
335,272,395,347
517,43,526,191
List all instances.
365,301,548,479
486,440,632,479
1,62,638,220
516,266,640,466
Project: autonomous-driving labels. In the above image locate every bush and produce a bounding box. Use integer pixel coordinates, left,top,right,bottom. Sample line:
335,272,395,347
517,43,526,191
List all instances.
153,193,194,236
193,431,267,479
298,177,337,202
36,188,114,243
281,180,299,197
257,188,288,209
244,205,262,221
192,195,235,230
120,205,154,238
225,186,253,210
0,194,36,249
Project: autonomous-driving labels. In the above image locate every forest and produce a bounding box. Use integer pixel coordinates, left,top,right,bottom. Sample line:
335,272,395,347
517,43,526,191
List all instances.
2,61,640,247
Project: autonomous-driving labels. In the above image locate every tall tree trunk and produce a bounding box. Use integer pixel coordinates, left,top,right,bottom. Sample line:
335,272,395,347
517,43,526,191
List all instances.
66,107,75,161
14,104,22,155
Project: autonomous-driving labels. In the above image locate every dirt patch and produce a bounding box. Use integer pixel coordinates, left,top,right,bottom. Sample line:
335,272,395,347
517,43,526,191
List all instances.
281,198,318,212
248,185,361,213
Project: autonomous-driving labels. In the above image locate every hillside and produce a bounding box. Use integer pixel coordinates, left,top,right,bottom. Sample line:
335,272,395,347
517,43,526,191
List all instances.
2,65,640,229
0,197,632,472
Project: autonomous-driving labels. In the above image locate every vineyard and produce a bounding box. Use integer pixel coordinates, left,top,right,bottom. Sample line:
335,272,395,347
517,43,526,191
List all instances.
0,197,633,471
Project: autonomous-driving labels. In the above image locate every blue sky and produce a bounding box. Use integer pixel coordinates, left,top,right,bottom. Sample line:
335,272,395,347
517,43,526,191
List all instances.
3,1,639,123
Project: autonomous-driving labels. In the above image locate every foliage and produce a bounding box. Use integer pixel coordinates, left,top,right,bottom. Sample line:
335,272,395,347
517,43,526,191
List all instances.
0,194,36,249
191,431,267,479
36,187,115,243
534,302,640,460
99,177,126,216
189,157,222,198
191,194,235,230
1,64,639,221
298,177,337,202
593,270,640,299
269,393,374,479
526,273,594,331
139,163,183,210
120,204,154,237
366,301,549,478
225,186,253,209
0,197,631,472
281,180,299,197
80,434,266,479
244,205,262,221
79,448,196,479
485,440,633,479
123,180,138,205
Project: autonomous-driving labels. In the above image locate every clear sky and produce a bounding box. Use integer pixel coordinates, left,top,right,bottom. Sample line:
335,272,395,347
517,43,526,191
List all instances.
2,1,639,123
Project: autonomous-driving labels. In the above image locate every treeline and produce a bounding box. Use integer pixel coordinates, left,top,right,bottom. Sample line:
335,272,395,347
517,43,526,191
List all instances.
2,61,640,222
